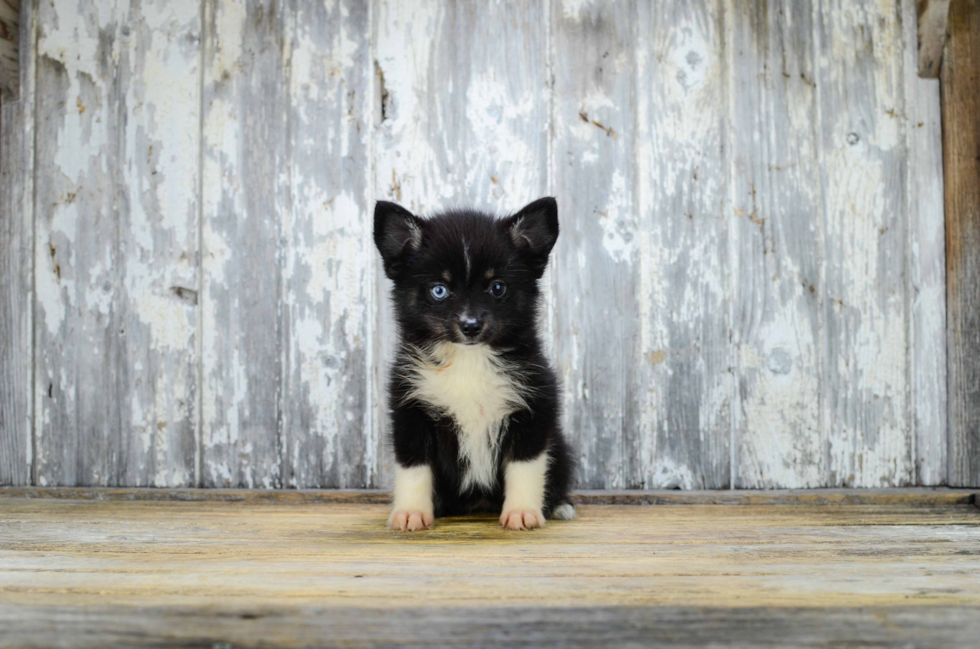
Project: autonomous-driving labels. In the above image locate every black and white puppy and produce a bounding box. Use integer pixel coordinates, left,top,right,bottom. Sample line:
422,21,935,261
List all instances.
374,197,575,532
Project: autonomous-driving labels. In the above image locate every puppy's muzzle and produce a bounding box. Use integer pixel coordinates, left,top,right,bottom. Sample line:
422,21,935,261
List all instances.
458,315,484,340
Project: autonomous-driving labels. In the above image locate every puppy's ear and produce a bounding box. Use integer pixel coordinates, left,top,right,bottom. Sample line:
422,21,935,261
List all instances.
501,197,559,275
374,201,424,279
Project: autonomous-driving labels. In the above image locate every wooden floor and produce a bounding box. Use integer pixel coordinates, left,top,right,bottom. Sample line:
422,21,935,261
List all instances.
1,489,979,647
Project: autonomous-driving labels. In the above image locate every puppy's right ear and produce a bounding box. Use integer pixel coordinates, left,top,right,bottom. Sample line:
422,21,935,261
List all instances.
374,201,423,279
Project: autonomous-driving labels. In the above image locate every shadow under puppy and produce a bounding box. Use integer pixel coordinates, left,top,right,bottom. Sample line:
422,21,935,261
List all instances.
374,197,575,531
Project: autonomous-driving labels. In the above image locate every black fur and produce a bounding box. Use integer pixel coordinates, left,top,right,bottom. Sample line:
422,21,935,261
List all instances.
374,197,574,519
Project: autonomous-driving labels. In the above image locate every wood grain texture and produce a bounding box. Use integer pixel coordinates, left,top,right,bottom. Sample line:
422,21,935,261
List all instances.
1,495,977,644
916,0,949,78
200,0,286,488
280,0,373,488
0,499,977,617
201,1,377,489
729,0,824,488
374,0,549,215
33,0,201,487
551,0,636,489
631,1,731,489
943,0,980,488
817,0,914,487
4,605,980,649
1,485,976,506
0,0,32,486
373,0,550,486
0,0,18,99
903,0,947,485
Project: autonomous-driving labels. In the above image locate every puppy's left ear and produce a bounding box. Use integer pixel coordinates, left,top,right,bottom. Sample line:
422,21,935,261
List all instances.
501,197,559,275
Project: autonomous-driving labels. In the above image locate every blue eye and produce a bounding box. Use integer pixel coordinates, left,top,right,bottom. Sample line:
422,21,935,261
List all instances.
430,284,448,300
489,280,507,298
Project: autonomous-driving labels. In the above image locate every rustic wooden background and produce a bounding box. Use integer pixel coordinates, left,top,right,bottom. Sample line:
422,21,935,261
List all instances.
0,0,954,490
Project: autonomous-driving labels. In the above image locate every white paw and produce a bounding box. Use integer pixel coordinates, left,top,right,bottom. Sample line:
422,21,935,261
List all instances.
388,510,434,532
500,508,545,531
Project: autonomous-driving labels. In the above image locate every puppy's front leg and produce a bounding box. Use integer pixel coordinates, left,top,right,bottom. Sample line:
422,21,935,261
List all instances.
388,464,435,532
500,452,548,530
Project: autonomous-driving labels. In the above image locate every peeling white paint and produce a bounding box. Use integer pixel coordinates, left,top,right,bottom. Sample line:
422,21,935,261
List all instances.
650,457,698,490
598,170,634,263
32,0,202,487
15,0,947,490
560,0,598,22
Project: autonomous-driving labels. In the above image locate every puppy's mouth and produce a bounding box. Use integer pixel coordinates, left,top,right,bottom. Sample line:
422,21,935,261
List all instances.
453,331,485,345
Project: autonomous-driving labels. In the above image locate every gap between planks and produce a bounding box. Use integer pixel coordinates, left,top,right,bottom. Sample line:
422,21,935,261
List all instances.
0,486,976,507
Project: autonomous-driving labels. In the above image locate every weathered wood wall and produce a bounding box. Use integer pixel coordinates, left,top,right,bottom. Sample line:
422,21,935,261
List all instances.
0,0,952,489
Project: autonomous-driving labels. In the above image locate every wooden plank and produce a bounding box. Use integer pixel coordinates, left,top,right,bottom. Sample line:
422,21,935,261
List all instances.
373,0,550,486
0,499,977,614
573,487,978,506
202,1,375,489
903,0,947,485
943,0,980,488
0,0,32,486
2,605,980,649
373,0,549,216
0,486,394,503
729,0,824,488
631,1,731,490
816,0,914,487
0,486,977,506
280,1,373,488
916,0,949,78
33,0,201,487
200,0,287,488
551,0,635,489
0,0,18,99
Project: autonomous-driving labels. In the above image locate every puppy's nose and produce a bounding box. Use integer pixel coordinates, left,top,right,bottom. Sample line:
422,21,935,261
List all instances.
458,316,483,338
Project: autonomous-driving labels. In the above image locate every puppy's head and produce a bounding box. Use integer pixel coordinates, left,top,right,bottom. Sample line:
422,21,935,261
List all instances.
374,198,559,346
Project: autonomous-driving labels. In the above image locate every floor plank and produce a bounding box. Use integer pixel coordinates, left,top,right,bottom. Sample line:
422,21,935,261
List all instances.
1,486,976,506
0,497,978,646
2,605,980,649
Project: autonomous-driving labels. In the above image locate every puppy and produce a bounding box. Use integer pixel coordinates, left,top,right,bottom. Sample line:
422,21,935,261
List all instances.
374,197,575,531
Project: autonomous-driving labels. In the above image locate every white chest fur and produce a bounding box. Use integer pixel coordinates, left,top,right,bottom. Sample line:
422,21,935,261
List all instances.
402,342,527,490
